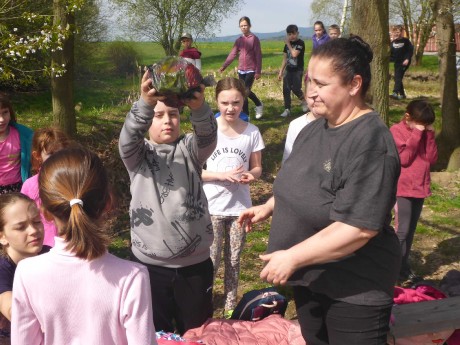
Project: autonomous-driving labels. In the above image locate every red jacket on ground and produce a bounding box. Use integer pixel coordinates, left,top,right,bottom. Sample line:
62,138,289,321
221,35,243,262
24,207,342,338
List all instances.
390,120,438,198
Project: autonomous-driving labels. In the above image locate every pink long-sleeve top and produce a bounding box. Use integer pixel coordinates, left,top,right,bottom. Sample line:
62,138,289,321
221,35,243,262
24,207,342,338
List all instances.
222,33,262,74
20,174,57,247
11,237,156,345
390,120,438,198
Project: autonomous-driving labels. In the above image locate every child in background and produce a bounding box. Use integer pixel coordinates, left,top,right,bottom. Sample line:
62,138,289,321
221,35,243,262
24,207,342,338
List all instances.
278,24,308,118
119,71,217,334
390,25,414,100
312,21,330,50
282,111,320,164
219,16,264,119
202,77,264,315
282,83,320,163
304,21,331,88
179,33,202,71
20,127,73,247
390,99,438,283
0,193,49,338
11,147,155,345
0,95,33,194
328,24,341,39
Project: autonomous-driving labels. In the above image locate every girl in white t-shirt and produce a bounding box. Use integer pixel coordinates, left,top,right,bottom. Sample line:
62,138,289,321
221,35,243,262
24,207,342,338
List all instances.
202,77,264,314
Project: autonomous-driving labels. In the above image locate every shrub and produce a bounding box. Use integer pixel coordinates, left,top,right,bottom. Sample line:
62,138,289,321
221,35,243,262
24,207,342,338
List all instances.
105,41,140,75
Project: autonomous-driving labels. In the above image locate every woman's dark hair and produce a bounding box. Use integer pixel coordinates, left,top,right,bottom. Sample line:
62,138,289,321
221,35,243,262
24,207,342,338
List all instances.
0,94,16,123
239,16,251,27
314,21,326,32
215,77,248,100
39,146,111,260
406,99,435,125
311,34,373,96
0,193,34,256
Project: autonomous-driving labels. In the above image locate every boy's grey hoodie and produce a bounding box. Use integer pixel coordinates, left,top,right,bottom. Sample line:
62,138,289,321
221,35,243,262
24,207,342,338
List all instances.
119,98,217,268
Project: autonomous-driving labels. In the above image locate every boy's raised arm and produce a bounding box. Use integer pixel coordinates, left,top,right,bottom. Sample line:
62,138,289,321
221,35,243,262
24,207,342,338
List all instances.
119,71,164,173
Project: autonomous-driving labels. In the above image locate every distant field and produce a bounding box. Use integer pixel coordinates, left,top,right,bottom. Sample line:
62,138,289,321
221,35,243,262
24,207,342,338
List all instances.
13,40,440,122
102,40,315,72
94,39,439,77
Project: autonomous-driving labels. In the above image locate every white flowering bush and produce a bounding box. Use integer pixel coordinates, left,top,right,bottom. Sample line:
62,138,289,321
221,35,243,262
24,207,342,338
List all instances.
0,0,84,84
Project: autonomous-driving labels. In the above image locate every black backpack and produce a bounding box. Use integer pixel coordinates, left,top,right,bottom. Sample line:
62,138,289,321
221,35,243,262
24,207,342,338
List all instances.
231,287,287,321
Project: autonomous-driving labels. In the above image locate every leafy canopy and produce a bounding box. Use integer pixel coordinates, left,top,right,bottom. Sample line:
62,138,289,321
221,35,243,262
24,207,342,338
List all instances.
109,0,244,55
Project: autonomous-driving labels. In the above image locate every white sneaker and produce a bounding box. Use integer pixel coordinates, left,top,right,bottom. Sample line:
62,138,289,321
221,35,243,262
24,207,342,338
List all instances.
301,100,308,112
280,109,290,118
255,103,263,119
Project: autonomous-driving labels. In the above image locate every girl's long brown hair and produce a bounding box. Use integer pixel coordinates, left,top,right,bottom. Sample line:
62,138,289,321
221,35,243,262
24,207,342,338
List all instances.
39,146,111,260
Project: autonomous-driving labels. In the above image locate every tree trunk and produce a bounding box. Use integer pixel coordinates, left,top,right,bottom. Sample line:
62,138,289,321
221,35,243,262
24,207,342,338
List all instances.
431,0,460,170
51,0,76,137
350,0,390,124
414,22,434,65
413,1,436,66
340,0,349,32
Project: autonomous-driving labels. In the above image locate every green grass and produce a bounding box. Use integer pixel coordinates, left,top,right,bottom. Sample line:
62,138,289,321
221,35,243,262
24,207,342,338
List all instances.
425,183,460,212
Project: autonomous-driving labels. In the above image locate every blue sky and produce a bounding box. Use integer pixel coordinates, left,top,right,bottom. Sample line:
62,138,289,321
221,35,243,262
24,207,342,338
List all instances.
101,0,315,39
217,0,314,36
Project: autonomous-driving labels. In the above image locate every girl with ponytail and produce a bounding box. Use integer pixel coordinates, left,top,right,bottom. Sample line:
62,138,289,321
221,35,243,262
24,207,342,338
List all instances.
11,146,156,345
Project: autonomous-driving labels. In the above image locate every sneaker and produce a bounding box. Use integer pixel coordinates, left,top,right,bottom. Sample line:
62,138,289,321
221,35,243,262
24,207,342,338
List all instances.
390,92,399,99
301,100,309,112
255,103,263,119
397,94,407,100
280,109,290,118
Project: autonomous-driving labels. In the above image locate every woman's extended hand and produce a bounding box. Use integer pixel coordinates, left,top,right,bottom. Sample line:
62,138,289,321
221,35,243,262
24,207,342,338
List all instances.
259,250,296,286
237,199,274,232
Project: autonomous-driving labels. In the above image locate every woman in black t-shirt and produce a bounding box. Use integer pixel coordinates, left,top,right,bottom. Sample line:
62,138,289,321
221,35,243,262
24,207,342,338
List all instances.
238,36,401,345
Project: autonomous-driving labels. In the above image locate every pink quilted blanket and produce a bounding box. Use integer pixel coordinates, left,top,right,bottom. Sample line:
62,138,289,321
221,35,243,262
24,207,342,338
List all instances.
183,314,306,345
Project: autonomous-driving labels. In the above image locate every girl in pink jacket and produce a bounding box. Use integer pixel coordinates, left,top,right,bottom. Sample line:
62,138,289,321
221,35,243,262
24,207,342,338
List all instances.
390,100,438,283
21,127,72,247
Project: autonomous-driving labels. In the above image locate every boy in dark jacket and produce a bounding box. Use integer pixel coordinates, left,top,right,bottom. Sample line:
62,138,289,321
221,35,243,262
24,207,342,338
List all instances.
390,25,414,100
